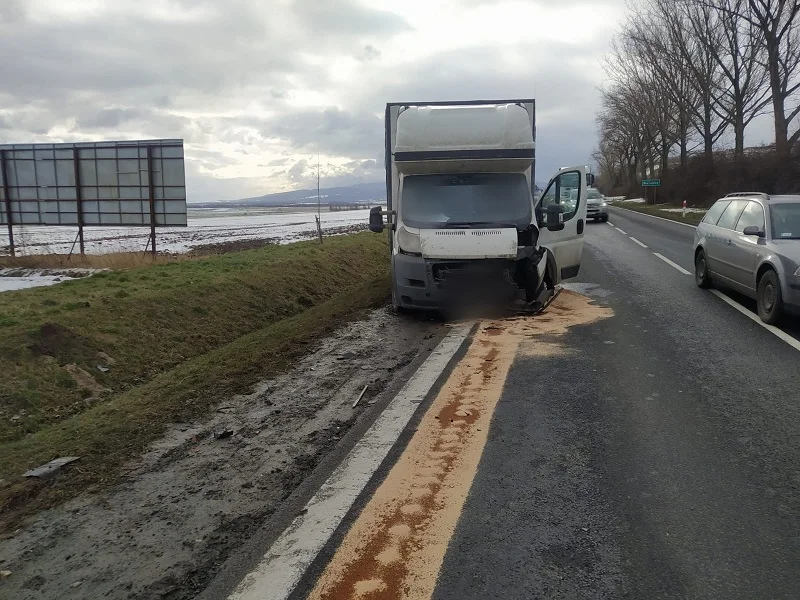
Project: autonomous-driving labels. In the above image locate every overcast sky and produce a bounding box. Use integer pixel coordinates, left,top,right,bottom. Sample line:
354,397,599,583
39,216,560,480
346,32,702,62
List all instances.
0,0,655,201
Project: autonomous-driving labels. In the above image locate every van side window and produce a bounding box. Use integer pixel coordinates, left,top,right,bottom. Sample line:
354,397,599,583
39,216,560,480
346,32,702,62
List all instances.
716,200,748,229
703,200,731,225
735,201,765,233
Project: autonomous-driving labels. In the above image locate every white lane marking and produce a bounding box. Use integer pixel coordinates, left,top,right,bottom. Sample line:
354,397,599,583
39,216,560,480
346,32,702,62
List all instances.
653,252,692,275
629,236,648,248
609,205,698,229
710,290,800,353
615,227,628,235
607,221,615,227
227,324,474,600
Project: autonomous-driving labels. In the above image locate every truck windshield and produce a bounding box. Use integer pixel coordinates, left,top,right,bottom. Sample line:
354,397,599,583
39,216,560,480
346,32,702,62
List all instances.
401,173,532,228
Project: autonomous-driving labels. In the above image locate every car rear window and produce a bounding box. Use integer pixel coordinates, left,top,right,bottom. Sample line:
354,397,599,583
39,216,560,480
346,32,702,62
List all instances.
703,200,731,225
716,200,748,229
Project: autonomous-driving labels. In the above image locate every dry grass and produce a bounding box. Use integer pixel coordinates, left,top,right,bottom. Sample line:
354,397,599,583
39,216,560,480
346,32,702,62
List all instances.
0,251,188,270
0,233,390,446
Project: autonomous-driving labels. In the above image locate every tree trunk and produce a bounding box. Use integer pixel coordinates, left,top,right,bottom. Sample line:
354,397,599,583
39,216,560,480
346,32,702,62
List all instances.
767,36,790,159
704,104,714,162
680,110,689,172
734,112,745,159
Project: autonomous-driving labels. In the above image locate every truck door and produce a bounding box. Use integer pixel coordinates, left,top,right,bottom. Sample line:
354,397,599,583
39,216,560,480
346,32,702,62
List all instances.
536,166,589,282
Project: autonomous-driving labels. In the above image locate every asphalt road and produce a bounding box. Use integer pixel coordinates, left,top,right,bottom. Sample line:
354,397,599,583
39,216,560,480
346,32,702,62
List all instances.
432,212,800,599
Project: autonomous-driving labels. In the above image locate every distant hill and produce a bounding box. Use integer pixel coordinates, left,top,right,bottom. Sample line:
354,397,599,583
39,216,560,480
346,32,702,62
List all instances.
191,181,385,208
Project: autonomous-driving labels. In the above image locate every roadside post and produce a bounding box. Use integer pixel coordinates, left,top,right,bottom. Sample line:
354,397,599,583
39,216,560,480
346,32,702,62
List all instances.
642,179,661,205
682,200,687,218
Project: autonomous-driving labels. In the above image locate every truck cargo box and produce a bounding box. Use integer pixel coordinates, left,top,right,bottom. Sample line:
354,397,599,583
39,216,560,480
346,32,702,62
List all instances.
394,103,535,175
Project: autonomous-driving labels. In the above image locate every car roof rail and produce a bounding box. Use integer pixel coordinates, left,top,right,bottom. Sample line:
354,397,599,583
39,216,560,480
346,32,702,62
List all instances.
725,192,770,200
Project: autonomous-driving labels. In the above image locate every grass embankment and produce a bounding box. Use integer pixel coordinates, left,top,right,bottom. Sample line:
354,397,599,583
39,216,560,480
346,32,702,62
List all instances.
610,201,707,226
0,233,390,529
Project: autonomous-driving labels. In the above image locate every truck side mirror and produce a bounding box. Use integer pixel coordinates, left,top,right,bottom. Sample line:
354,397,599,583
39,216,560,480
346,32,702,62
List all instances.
586,173,596,187
369,206,385,233
546,204,565,232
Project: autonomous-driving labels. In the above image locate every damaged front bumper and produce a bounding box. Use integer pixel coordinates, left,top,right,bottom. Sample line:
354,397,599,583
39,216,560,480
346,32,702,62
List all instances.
393,247,545,311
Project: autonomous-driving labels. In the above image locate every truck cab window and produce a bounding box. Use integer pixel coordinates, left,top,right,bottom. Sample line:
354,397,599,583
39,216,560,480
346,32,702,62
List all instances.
539,171,581,221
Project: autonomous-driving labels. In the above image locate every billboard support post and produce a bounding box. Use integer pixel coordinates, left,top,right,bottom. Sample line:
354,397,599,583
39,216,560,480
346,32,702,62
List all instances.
1,150,15,257
72,148,85,254
146,145,157,257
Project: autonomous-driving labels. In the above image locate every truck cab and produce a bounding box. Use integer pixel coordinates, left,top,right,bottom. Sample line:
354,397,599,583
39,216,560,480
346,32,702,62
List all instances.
370,100,589,312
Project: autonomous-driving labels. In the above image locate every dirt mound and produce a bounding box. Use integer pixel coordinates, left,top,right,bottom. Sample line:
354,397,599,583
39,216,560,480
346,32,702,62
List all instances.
28,323,97,365
188,238,276,255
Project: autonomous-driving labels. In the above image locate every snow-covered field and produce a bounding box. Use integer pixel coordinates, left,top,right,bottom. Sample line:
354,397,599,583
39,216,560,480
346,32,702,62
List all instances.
1,207,374,257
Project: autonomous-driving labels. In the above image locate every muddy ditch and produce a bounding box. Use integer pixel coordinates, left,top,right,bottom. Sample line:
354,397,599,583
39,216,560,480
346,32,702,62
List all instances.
0,308,443,600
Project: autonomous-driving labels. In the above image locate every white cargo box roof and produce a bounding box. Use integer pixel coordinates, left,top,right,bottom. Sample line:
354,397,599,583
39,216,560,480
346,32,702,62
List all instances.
395,104,534,154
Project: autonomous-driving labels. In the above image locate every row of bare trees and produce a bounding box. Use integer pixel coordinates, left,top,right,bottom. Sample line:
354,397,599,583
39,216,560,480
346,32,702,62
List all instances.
596,0,800,201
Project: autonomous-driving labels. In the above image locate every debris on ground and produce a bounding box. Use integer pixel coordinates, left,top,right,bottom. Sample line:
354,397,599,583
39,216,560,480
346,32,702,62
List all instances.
23,457,80,479
63,364,110,396
97,352,117,365
352,385,369,408
213,430,234,441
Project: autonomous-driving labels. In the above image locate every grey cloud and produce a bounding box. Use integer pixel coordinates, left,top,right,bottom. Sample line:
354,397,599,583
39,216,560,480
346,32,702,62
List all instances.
358,44,381,62
293,0,411,37
266,107,383,159
76,108,143,130
267,158,292,167
0,0,25,24
287,159,311,182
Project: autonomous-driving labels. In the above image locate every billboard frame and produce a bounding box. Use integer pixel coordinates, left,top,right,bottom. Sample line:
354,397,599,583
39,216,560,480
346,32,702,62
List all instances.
0,139,186,257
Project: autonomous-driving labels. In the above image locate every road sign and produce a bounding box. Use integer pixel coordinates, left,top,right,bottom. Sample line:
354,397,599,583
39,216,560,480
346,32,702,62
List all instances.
642,179,661,187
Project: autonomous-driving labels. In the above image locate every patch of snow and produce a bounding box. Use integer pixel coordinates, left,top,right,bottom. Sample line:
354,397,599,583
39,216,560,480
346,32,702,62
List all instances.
0,268,101,293
661,208,706,214
0,207,375,258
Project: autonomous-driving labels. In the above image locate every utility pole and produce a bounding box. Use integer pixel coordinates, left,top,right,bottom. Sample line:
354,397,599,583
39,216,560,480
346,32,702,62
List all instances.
315,155,323,244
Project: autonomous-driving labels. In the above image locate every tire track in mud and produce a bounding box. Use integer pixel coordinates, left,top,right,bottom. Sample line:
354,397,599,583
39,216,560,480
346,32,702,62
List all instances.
308,291,613,599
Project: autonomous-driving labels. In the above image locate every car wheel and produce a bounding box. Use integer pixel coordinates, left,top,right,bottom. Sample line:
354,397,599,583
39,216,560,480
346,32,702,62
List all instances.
757,270,783,325
601,216,609,223
695,250,711,289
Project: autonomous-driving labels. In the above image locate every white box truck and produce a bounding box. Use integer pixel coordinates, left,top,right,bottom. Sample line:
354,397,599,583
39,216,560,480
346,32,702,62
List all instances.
369,100,590,312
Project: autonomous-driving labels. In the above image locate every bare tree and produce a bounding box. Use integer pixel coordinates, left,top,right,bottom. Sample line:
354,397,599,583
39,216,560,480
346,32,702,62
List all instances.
620,1,723,166
691,0,772,157
718,0,800,157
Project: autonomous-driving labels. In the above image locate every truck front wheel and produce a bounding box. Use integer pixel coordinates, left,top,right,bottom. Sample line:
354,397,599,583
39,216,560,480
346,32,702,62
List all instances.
516,257,543,302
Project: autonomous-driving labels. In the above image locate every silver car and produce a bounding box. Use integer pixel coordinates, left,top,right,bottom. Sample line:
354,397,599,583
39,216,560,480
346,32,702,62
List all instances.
694,193,800,323
586,188,608,222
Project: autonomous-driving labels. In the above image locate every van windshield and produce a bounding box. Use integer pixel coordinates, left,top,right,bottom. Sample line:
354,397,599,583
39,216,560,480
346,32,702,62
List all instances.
401,173,532,228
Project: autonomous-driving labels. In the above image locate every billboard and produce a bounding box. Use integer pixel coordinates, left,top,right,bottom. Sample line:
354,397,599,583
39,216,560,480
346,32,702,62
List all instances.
0,139,187,227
